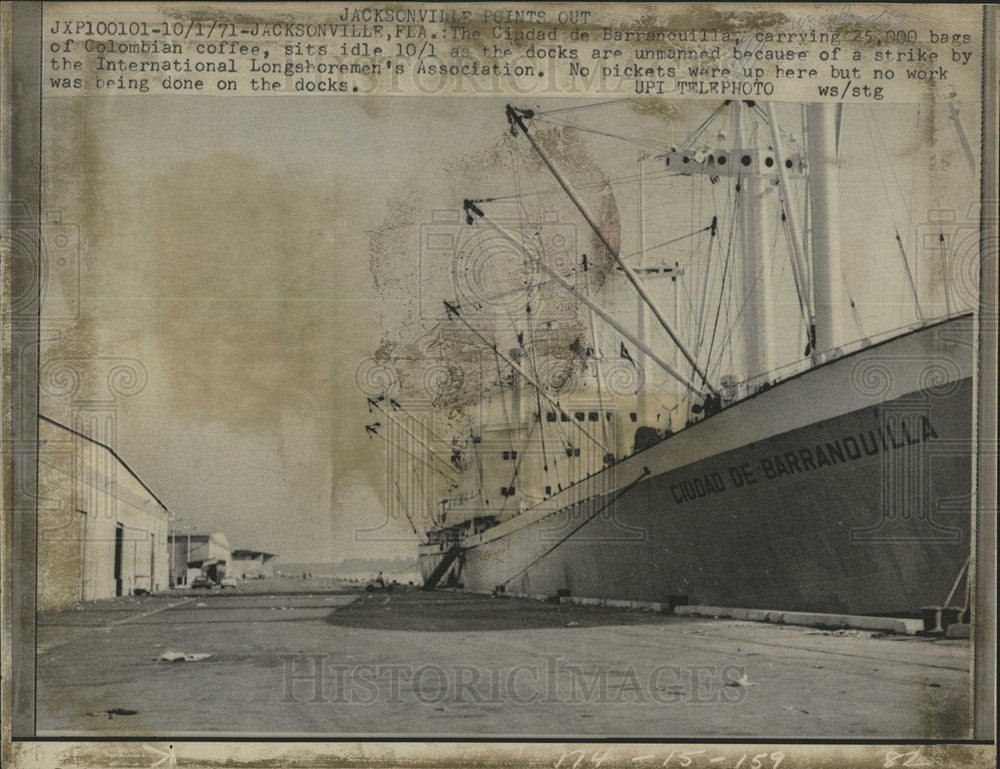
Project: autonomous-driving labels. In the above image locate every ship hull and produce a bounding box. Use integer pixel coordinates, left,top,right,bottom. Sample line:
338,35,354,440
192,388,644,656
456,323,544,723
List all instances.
418,316,975,615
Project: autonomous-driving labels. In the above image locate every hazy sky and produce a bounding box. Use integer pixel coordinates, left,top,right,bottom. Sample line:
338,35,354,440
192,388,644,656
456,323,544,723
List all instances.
38,94,979,563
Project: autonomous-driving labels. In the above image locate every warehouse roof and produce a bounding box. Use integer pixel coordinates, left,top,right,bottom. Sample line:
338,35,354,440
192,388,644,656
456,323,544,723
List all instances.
232,549,277,560
39,414,171,516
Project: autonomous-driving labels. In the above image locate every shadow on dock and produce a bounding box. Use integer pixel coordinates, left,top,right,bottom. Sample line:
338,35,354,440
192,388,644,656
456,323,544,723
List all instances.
325,588,683,632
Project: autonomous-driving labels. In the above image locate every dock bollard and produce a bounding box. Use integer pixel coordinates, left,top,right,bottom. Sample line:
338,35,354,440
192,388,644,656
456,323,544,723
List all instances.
940,606,962,629
920,605,964,633
921,606,943,633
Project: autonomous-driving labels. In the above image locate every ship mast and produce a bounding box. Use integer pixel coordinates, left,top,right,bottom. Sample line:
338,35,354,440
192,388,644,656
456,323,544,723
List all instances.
633,152,685,422
733,101,775,384
806,102,846,357
764,101,813,338
636,151,648,426
652,101,807,392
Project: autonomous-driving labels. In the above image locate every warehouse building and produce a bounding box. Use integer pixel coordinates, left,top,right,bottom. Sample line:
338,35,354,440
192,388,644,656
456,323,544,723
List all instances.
168,531,231,586
37,415,171,609
231,549,278,579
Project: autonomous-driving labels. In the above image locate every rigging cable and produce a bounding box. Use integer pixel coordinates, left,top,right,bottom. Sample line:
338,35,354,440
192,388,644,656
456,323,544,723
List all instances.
706,217,781,386
487,143,531,505
686,172,734,404
524,299,561,493
444,300,613,455
680,101,729,149
586,306,612,457
393,480,426,543
776,201,815,339
867,105,920,236
384,397,452,447
365,419,458,483
534,115,667,152
532,98,633,116
861,108,925,323
460,221,716,312
509,105,717,395
410,460,441,527
468,167,688,206
516,136,580,486
469,202,707,397
702,175,741,379
496,466,652,587
367,396,459,479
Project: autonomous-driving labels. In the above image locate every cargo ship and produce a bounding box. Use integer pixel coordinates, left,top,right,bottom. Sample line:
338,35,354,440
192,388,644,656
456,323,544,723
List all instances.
372,100,975,616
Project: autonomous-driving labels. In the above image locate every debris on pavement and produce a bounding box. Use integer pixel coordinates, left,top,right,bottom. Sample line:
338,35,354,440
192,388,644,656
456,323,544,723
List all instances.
804,628,874,637
725,672,757,687
158,650,212,662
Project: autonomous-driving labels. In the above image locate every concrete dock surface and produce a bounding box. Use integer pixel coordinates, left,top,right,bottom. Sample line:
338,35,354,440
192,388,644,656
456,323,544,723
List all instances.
36,579,971,738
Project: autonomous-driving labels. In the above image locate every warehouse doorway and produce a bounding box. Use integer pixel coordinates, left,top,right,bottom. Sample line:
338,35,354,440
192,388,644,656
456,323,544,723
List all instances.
114,524,124,596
